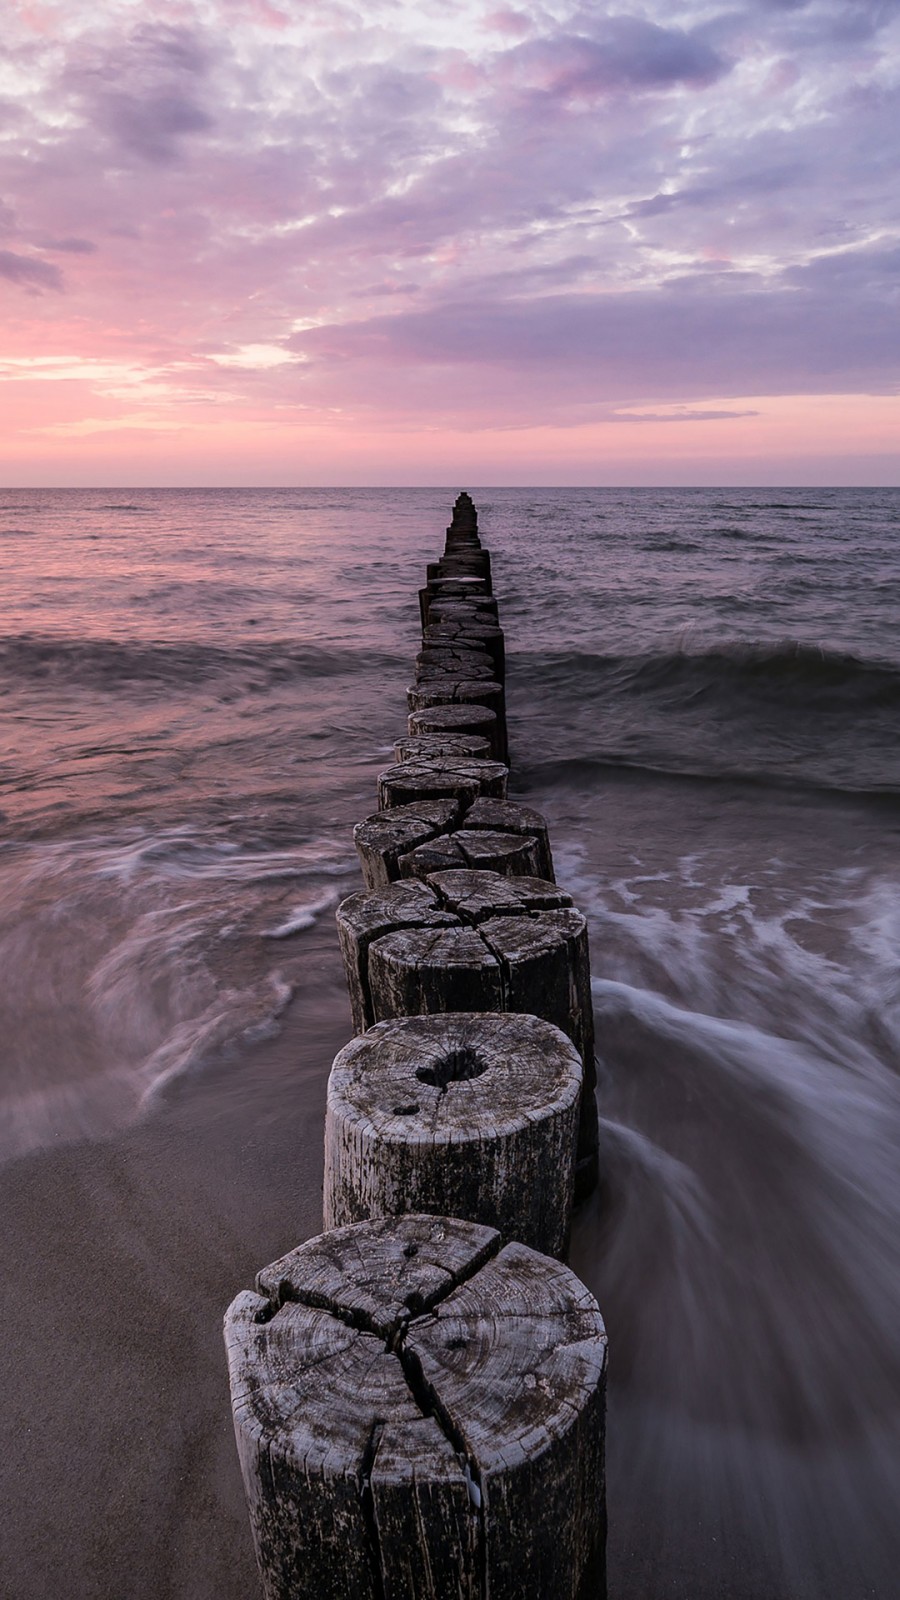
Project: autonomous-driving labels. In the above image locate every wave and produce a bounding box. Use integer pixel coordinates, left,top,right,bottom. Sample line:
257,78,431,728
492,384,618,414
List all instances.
0,633,404,691
518,640,900,714
519,751,900,801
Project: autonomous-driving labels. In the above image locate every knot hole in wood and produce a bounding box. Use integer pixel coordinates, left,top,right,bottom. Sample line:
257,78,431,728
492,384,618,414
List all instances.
416,1046,488,1089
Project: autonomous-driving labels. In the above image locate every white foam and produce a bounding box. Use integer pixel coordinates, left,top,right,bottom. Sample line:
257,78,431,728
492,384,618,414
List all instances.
261,888,340,938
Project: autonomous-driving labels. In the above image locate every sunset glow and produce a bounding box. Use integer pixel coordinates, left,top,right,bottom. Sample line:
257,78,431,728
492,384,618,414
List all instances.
2,0,898,484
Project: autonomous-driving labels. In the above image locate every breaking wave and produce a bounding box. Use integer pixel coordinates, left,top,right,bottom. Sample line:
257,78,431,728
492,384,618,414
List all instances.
0,633,403,691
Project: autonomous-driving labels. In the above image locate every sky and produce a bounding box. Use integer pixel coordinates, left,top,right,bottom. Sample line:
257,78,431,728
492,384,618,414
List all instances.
0,0,898,485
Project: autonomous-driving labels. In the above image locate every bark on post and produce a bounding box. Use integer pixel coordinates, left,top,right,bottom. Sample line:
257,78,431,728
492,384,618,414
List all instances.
482,907,599,1196
224,1214,607,1600
324,1012,581,1257
369,924,505,1019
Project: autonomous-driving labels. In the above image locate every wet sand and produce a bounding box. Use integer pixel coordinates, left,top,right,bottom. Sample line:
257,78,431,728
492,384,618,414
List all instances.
0,925,346,1600
5,782,900,1600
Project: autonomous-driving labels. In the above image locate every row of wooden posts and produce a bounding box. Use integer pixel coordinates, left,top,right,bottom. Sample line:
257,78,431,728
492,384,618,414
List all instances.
224,495,609,1598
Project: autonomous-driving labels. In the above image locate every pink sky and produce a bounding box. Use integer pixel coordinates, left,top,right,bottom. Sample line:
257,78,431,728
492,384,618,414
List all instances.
1,0,898,485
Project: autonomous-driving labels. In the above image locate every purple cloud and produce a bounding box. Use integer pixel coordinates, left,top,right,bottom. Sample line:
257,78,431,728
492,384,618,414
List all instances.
0,250,63,291
0,0,895,449
63,24,215,165
496,17,730,102
40,238,98,254
290,238,900,408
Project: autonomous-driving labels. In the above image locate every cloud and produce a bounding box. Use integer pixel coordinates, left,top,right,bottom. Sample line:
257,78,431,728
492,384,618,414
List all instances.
493,16,731,103
290,238,900,412
0,1,897,467
63,23,215,165
39,237,97,253
0,249,63,291
612,407,762,422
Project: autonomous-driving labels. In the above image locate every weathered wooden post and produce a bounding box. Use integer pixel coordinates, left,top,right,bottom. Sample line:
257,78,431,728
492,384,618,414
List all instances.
224,494,608,1600
376,756,508,810
324,1012,582,1257
224,1214,607,1600
409,702,502,758
407,678,505,716
352,799,460,890
336,872,599,1194
352,797,554,888
393,731,493,763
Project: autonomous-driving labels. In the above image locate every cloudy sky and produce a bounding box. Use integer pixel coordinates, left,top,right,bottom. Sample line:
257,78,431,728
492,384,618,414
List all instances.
1,0,898,483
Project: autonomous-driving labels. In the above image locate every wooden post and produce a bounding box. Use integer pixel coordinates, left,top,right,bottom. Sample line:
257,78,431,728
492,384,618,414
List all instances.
417,648,496,677
377,757,508,810
353,799,460,891
393,733,492,762
397,827,548,881
419,588,498,629
352,800,553,888
460,797,555,881
336,879,455,1034
409,703,502,759
336,872,599,1193
422,624,505,681
224,1214,607,1600
408,684,507,765
426,867,572,920
407,679,504,715
324,1012,581,1257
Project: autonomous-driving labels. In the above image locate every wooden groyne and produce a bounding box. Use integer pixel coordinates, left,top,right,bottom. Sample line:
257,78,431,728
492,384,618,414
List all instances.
224,493,607,1599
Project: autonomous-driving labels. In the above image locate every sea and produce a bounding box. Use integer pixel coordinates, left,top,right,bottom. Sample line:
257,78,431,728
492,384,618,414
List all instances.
2,486,899,1599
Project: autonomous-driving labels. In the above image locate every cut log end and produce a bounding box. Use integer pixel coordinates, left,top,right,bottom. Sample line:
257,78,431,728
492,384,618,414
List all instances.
225,1215,607,1600
324,1012,582,1257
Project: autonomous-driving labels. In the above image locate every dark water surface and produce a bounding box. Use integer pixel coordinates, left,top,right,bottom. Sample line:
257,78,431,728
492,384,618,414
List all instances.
1,487,899,1598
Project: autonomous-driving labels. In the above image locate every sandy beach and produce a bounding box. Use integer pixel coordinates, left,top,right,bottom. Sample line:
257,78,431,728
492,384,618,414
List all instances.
0,920,349,1600
3,487,900,1600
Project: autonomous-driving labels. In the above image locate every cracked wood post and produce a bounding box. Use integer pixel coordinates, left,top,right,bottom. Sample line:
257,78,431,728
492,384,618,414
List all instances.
336,874,600,1197
419,587,498,631
224,1214,607,1600
353,800,551,888
415,657,497,683
427,552,491,586
408,702,501,760
417,647,496,678
421,625,505,683
353,799,460,891
459,796,554,880
408,682,508,768
393,733,492,763
376,757,508,810
324,1012,581,1258
397,827,547,881
407,678,504,718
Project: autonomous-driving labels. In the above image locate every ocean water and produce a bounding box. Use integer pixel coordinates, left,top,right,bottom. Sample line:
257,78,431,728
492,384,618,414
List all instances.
2,486,899,1598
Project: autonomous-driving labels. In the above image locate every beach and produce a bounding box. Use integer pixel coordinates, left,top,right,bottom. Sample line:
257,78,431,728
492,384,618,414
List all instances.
2,487,900,1599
